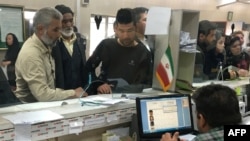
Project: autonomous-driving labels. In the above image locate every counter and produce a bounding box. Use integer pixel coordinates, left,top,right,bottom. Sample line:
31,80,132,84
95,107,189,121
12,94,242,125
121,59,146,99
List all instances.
0,78,249,141
0,94,137,141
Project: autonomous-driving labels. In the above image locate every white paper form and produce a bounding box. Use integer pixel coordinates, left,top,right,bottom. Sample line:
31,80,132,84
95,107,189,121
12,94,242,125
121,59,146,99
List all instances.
106,111,118,123
15,124,31,141
145,7,171,35
2,110,63,124
180,134,196,141
69,121,83,134
84,116,106,126
2,110,63,141
80,96,128,105
16,99,78,111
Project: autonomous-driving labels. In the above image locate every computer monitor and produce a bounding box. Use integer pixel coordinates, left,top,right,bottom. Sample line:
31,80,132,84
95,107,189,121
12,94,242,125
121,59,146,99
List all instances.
136,94,194,139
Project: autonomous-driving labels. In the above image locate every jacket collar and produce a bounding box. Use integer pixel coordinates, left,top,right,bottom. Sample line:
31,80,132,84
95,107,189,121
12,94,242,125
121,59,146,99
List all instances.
32,33,52,54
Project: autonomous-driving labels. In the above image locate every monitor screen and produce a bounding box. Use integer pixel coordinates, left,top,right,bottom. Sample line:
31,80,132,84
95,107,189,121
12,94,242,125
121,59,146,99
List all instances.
136,94,194,139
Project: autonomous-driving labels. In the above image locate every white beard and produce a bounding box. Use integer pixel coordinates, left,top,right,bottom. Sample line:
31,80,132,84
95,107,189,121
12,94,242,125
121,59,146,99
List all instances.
61,27,74,37
41,31,57,47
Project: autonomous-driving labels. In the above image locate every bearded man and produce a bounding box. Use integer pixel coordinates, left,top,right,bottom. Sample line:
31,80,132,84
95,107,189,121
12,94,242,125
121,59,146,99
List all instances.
52,5,93,94
15,7,85,103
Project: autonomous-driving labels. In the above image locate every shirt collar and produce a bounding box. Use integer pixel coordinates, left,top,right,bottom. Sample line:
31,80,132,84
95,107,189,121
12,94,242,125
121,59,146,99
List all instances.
32,33,52,54
59,33,77,43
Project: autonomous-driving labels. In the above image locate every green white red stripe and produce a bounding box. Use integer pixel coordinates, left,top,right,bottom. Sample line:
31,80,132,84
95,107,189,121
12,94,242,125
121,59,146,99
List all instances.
156,45,174,91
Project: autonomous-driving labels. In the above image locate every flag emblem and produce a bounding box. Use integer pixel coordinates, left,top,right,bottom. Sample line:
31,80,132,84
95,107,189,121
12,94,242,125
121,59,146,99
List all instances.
156,45,174,92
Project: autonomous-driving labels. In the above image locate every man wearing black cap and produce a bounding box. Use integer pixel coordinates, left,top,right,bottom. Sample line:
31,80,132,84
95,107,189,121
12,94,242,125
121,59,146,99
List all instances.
53,5,90,94
86,8,152,94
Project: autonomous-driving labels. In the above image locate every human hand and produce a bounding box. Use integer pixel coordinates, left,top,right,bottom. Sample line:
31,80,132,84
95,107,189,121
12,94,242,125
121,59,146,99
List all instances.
1,61,11,66
97,83,113,94
161,132,184,141
237,69,249,77
74,87,88,98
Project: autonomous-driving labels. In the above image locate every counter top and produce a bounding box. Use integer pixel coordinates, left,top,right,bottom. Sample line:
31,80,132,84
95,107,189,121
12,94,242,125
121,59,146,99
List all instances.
192,77,250,88
0,78,249,141
0,94,139,140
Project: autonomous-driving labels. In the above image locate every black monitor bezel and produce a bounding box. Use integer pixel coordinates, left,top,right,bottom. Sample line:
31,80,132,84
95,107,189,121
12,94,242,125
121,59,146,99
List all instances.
135,94,194,139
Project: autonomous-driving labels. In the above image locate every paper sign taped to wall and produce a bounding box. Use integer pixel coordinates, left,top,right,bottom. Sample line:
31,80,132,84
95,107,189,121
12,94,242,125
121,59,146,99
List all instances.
145,7,171,35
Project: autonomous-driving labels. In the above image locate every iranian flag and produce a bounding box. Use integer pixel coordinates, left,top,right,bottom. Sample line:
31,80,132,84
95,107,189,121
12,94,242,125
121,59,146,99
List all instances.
156,45,174,92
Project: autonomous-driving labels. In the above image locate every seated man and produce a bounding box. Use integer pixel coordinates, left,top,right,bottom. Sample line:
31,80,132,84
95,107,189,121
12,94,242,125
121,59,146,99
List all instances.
86,8,152,94
15,7,85,103
161,84,242,141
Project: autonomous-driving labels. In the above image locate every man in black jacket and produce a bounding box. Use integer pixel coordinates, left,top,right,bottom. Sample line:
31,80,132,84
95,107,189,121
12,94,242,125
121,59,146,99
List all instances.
86,8,152,94
194,20,216,82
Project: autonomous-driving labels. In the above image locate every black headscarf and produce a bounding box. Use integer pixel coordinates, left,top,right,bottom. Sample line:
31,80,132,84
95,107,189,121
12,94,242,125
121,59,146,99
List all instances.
4,33,20,65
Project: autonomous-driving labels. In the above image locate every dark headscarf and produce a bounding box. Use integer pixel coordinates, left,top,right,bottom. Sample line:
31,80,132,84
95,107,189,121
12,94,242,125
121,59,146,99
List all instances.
4,33,20,65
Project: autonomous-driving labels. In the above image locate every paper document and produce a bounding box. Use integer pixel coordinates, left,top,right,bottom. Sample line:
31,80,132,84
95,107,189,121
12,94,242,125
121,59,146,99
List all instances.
15,124,31,141
80,96,128,105
145,7,171,35
2,110,63,124
85,116,106,126
69,121,83,134
179,134,196,141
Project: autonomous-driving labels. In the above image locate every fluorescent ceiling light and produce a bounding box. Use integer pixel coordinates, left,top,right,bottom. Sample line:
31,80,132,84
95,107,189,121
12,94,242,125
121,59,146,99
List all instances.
217,0,250,8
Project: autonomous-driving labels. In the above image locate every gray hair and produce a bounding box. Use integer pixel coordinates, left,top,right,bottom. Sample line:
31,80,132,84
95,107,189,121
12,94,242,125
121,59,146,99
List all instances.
133,7,148,23
33,7,62,32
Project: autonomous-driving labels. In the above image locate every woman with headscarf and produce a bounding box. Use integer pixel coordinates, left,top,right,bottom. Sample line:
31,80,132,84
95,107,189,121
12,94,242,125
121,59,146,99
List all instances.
204,30,226,80
224,36,249,79
1,33,20,88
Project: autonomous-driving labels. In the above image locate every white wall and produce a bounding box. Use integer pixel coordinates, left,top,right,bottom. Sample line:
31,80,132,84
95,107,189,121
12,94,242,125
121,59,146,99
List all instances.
0,0,250,59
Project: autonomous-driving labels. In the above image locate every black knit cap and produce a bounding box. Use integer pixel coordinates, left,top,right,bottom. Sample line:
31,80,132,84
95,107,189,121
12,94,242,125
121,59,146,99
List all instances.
55,4,74,16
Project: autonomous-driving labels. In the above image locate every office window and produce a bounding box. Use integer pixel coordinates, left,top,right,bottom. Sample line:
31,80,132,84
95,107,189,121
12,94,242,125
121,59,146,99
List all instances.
89,16,115,55
24,10,36,40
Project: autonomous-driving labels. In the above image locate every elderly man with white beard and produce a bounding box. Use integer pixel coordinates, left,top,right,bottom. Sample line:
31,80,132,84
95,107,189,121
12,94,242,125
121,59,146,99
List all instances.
15,7,85,103
52,5,98,95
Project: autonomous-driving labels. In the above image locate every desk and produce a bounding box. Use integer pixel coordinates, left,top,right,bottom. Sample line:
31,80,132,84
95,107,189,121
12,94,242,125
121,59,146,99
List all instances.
1,78,249,141
193,77,250,103
192,77,250,88
0,95,138,141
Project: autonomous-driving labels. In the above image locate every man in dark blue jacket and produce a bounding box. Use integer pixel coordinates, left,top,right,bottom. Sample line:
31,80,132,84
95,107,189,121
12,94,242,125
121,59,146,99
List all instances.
53,5,97,95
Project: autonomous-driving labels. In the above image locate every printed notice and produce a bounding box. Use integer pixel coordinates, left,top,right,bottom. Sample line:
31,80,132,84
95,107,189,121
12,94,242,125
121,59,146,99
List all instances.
14,124,31,141
69,121,83,134
145,7,171,35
